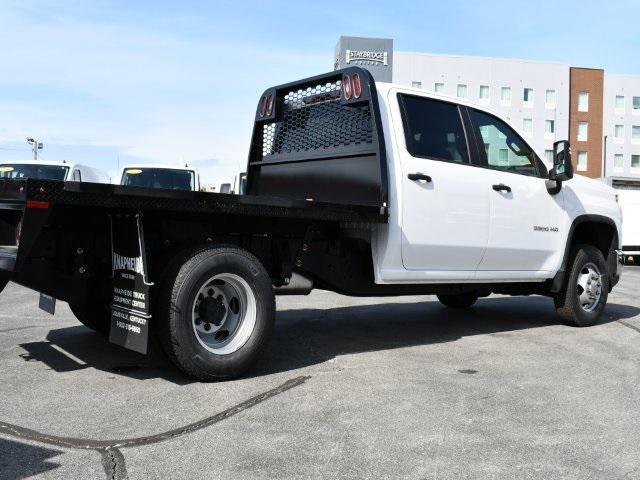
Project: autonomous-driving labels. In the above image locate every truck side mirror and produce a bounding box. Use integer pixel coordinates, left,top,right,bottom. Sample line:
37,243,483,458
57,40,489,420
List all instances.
548,140,573,182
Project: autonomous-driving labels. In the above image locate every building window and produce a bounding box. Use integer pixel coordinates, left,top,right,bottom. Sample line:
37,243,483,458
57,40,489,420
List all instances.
434,82,444,93
501,87,511,104
523,118,533,134
615,124,624,139
545,89,556,107
479,85,490,101
524,87,534,105
545,150,554,163
633,126,640,141
616,95,625,111
634,96,640,111
545,120,555,135
632,155,640,168
578,91,589,112
412,81,422,89
498,148,509,165
614,154,624,169
457,84,467,98
578,121,588,141
577,151,588,171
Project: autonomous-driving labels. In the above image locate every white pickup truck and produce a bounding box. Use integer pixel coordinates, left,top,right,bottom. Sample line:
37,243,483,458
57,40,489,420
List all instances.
0,67,623,380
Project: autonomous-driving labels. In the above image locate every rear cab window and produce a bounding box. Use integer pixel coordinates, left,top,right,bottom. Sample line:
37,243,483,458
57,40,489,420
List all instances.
398,94,470,164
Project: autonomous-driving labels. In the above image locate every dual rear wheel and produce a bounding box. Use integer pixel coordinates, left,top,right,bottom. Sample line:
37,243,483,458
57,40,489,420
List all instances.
155,246,275,381
69,246,275,381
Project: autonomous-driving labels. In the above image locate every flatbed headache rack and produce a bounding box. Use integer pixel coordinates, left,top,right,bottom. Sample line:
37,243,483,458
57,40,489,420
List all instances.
246,66,389,209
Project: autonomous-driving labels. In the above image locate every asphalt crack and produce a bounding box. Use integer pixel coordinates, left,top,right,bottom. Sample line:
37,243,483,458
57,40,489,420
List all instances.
100,447,128,480
0,375,310,479
618,320,640,334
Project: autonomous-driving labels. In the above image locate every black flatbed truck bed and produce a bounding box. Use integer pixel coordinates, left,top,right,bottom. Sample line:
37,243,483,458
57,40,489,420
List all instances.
0,67,392,380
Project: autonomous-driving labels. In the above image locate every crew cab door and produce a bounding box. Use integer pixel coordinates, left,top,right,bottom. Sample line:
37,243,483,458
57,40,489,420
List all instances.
395,93,494,274
467,108,566,272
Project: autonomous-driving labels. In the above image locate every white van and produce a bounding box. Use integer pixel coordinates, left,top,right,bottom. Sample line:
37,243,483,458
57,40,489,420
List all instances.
117,164,201,191
618,188,640,262
0,160,109,183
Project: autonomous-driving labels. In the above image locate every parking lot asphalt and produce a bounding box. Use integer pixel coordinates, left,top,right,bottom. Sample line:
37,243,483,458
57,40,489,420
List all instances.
1,267,639,480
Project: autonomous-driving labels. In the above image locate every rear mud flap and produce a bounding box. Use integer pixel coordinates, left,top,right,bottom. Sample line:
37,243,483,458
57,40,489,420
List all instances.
108,214,153,354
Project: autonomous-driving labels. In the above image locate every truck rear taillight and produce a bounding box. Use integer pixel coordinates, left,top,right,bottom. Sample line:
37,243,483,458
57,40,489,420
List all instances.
342,74,353,100
265,94,274,116
258,94,274,117
26,200,50,209
259,96,268,117
352,73,362,99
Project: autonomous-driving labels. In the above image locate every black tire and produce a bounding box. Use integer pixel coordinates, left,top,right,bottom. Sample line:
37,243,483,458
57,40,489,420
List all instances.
554,245,609,327
69,301,111,334
156,246,275,381
437,293,478,309
0,277,8,295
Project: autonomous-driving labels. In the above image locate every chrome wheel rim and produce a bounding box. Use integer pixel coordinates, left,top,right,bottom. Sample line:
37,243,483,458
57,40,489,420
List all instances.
576,262,603,312
191,273,257,355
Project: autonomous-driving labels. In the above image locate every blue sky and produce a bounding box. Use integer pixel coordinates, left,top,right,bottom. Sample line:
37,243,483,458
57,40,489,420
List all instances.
1,0,639,185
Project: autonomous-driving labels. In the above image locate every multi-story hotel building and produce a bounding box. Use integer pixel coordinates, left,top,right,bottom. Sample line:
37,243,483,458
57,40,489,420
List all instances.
334,36,640,191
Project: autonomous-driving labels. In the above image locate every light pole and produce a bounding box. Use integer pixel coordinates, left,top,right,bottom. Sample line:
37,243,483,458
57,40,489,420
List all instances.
26,138,43,160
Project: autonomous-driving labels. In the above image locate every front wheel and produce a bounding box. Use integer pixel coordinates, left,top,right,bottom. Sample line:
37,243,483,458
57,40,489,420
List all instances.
554,245,609,327
156,246,275,381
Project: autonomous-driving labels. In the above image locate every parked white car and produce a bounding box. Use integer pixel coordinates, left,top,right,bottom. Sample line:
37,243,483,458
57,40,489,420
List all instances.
0,160,109,183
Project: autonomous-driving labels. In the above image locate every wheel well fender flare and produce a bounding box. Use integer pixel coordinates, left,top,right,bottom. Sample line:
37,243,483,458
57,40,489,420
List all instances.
550,214,619,293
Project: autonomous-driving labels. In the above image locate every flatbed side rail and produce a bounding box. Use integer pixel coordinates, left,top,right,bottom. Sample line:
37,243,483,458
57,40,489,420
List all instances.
0,179,388,224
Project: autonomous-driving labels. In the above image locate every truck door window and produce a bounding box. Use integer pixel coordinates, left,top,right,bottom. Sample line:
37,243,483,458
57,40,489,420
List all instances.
470,109,539,176
399,94,469,164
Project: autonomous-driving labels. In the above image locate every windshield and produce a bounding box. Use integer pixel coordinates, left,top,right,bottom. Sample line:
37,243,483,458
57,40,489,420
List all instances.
0,164,70,181
121,168,195,191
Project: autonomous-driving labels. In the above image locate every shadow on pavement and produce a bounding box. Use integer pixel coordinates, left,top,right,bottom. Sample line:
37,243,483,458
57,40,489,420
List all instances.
0,437,63,480
16,295,640,382
253,296,640,377
18,326,191,385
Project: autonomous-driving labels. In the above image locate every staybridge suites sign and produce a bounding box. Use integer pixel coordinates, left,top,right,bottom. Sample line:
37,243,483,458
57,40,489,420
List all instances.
345,49,388,66
334,36,393,83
